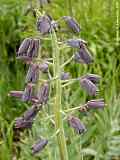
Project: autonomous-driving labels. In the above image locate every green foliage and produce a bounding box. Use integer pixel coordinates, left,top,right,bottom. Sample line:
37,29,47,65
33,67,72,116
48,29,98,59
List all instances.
0,0,119,159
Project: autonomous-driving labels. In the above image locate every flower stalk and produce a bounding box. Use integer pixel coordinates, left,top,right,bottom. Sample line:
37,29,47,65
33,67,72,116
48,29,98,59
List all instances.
51,30,69,160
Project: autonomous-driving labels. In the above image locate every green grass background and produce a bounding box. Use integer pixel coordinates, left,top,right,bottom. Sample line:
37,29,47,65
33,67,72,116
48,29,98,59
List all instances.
0,0,120,159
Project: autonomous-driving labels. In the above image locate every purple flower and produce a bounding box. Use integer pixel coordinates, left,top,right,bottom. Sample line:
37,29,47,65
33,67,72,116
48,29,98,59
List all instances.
68,116,86,134
22,83,33,102
8,91,23,98
23,105,39,121
66,39,87,48
62,16,80,33
37,83,49,104
26,64,39,83
80,78,99,96
14,117,33,130
39,63,48,73
17,38,31,57
32,139,48,154
17,38,40,60
27,39,40,58
74,44,93,64
81,74,101,84
86,99,105,109
37,15,51,34
61,72,70,80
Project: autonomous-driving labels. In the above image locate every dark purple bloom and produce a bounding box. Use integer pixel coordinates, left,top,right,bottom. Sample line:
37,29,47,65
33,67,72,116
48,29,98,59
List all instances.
26,64,39,83
37,83,49,104
14,117,33,130
17,38,31,57
27,39,40,58
86,99,105,109
81,74,101,84
17,38,40,60
37,15,51,34
62,16,80,33
66,39,87,48
39,63,48,73
68,116,86,134
32,139,48,154
80,78,99,96
23,105,39,121
61,72,70,80
22,83,33,102
8,91,23,98
74,44,93,64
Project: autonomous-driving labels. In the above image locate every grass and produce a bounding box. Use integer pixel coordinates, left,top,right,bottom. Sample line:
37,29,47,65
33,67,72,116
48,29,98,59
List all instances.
0,0,119,159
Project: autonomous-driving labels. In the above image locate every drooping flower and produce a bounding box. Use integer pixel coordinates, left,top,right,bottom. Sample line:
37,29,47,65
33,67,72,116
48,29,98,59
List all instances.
17,38,31,57
22,83,33,102
37,15,51,34
32,139,48,154
14,117,33,130
17,38,40,61
74,44,93,64
25,64,39,83
68,116,86,134
80,78,99,96
66,39,87,48
86,99,105,109
37,83,49,105
23,105,39,121
62,16,80,33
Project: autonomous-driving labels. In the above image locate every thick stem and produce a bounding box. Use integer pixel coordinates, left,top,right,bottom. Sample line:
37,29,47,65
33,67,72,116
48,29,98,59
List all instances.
51,30,68,160
67,0,73,16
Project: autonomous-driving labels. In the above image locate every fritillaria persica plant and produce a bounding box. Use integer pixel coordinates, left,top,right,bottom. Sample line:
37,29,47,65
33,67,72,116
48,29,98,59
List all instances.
9,7,106,160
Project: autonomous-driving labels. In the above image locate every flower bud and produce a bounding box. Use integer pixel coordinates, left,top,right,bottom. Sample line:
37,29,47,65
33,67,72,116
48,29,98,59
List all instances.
32,139,48,154
66,39,87,48
80,78,99,96
39,63,48,73
63,16,80,33
87,99,105,109
61,72,70,80
68,116,86,134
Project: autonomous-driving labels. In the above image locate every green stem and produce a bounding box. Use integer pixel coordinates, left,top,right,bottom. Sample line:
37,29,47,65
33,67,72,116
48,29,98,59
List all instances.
67,0,73,16
51,31,68,160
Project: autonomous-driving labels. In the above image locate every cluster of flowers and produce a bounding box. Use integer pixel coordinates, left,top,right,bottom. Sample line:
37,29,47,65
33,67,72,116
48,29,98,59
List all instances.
9,13,105,155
